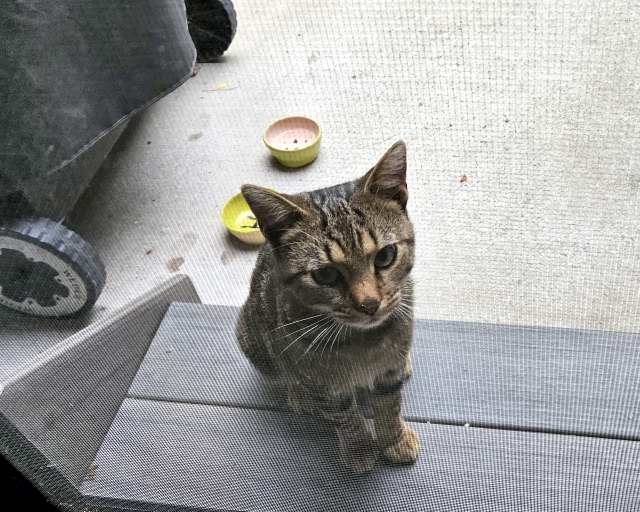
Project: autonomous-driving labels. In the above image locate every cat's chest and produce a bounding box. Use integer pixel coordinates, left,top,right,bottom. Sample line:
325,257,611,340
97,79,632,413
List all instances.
313,327,410,390
347,332,403,363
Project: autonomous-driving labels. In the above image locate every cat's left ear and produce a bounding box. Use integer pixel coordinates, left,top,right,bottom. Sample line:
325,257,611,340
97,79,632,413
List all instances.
241,185,310,244
359,140,408,209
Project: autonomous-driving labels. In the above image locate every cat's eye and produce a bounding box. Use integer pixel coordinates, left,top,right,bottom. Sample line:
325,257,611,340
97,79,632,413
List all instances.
311,266,341,286
374,244,397,269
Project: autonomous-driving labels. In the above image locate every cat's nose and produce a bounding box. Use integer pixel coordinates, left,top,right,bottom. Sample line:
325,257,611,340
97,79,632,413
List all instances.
357,298,380,316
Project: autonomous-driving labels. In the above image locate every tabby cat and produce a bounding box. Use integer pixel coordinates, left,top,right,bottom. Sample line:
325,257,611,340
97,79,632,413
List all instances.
235,141,418,473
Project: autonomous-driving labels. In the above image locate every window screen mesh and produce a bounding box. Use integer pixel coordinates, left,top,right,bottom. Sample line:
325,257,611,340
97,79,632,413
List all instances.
1,1,640,511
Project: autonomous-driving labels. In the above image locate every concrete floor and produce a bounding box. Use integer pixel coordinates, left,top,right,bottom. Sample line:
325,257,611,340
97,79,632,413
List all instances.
69,0,640,333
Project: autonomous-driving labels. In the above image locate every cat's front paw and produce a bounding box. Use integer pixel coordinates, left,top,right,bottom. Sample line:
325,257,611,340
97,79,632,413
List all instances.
382,425,420,465
337,431,379,474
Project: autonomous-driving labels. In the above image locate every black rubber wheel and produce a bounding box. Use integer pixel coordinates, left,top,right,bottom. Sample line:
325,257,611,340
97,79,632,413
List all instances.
186,0,237,61
0,218,106,317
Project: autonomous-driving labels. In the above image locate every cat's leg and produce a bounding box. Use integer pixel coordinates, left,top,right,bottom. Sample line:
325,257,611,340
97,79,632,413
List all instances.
355,387,375,419
307,387,378,474
373,370,420,465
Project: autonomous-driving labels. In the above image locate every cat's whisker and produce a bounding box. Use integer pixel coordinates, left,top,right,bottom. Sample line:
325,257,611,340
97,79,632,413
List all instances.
280,327,325,358
395,306,410,315
327,332,337,353
313,321,337,354
320,323,339,354
329,323,344,355
280,315,329,338
392,307,412,323
273,313,326,331
396,298,412,309
320,323,339,358
393,304,407,315
278,316,333,355
395,302,413,316
398,312,412,322
325,322,343,357
398,299,414,310
303,320,335,356
275,240,311,250
297,230,324,245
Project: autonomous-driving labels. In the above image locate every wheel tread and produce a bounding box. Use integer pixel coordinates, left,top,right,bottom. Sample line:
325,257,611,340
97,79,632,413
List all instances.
0,217,106,317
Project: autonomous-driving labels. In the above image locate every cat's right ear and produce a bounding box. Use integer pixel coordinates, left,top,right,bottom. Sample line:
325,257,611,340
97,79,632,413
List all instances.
241,185,310,244
359,140,408,209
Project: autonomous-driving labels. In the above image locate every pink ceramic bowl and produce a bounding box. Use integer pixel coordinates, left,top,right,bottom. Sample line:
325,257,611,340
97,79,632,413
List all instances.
263,116,321,168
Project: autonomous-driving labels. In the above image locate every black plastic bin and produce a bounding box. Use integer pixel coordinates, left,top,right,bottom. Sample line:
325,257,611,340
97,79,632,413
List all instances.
0,0,236,317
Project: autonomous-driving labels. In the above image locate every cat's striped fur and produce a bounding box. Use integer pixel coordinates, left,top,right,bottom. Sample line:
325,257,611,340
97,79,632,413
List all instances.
236,141,418,473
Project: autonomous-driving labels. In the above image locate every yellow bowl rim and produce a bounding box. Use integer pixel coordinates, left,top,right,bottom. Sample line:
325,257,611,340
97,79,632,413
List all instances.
263,116,322,153
221,192,262,235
